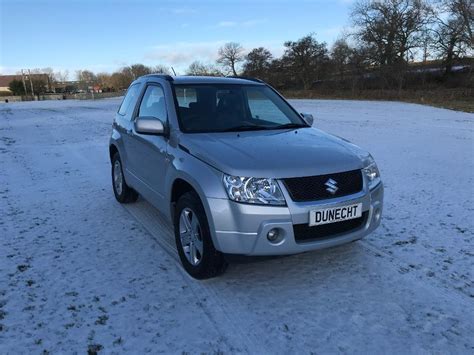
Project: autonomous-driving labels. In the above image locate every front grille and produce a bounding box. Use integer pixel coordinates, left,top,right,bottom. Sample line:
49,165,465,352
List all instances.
283,170,363,202
293,211,368,243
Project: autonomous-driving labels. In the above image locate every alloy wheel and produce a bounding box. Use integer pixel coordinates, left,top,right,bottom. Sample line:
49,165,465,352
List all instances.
179,208,203,266
113,160,123,196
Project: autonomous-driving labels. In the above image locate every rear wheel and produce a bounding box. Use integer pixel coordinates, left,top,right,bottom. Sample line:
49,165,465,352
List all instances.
174,192,227,279
112,153,138,203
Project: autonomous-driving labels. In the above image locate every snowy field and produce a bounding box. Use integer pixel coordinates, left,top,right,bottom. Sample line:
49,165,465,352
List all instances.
0,97,473,354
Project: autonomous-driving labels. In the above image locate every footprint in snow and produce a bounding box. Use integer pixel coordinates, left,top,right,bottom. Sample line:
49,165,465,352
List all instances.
87,344,103,355
17,264,30,272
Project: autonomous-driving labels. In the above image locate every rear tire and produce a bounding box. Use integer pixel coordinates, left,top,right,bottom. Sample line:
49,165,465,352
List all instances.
174,191,227,279
112,152,138,203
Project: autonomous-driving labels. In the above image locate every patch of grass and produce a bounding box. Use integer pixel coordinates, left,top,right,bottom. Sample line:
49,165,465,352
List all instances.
282,88,474,113
419,100,474,113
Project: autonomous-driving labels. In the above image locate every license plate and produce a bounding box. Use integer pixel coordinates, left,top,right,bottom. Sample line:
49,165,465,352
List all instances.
309,203,362,226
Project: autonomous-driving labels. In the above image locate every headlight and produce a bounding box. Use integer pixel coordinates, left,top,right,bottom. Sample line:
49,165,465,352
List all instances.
223,175,286,205
363,156,381,189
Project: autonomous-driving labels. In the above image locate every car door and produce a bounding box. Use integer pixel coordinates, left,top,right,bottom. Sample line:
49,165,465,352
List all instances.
128,83,169,206
115,82,142,179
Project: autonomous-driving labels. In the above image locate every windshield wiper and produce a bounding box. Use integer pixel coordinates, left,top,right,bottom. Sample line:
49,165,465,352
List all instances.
218,122,308,133
272,123,309,130
218,124,270,132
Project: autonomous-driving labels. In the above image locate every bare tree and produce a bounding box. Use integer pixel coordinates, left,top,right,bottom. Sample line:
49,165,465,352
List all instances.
419,28,435,63
151,65,171,75
76,70,96,83
242,47,273,80
186,61,208,75
217,42,245,76
96,73,112,90
28,67,56,91
432,0,473,74
352,0,433,66
347,46,373,93
281,34,329,90
109,71,132,90
186,61,222,76
331,39,353,80
451,0,473,41
55,70,69,82
25,70,49,95
127,64,152,79
40,67,56,86
351,0,433,90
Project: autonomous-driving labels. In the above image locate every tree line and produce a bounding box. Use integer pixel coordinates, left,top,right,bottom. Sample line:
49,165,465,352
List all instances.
9,0,472,96
234,0,472,93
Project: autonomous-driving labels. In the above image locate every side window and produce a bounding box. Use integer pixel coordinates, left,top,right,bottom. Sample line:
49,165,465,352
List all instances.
246,88,288,124
138,85,166,120
174,87,197,108
118,84,140,116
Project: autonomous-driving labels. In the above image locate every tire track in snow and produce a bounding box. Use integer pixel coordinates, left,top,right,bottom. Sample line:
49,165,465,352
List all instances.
123,200,268,354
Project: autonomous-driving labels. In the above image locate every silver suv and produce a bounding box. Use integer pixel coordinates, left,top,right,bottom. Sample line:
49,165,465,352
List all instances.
110,75,383,279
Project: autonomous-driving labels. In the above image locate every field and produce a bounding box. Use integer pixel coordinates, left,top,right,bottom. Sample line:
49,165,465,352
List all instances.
0,98,473,354
283,88,474,113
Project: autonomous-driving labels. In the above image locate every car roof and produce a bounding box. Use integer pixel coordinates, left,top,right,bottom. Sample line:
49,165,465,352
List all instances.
139,74,265,85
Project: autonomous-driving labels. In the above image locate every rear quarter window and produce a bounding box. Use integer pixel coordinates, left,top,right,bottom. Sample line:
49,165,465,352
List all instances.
118,83,141,116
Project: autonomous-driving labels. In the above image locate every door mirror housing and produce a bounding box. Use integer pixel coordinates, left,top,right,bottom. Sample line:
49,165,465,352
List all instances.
301,113,314,126
135,116,165,135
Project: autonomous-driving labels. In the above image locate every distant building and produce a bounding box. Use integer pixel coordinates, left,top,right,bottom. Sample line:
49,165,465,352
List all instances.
53,80,81,93
0,74,51,93
0,75,18,92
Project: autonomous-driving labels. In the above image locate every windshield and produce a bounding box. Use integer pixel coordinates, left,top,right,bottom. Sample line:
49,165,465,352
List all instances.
172,84,307,133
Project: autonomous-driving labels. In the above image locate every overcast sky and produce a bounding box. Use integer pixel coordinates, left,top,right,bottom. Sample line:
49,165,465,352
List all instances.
0,0,355,76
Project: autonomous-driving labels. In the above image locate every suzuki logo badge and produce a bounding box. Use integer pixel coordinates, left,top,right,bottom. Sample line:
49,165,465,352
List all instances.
325,178,339,194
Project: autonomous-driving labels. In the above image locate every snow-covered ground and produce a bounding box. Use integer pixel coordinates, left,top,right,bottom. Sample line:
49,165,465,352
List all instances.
0,97,473,354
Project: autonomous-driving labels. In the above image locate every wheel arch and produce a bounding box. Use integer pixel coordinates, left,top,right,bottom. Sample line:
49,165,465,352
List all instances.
109,143,119,162
170,178,200,219
168,175,222,251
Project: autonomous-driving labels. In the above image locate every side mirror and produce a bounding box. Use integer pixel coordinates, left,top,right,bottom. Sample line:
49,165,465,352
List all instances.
301,113,314,126
135,116,165,135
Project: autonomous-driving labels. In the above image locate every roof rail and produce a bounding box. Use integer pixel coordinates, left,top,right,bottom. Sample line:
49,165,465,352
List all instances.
142,74,174,81
228,76,265,83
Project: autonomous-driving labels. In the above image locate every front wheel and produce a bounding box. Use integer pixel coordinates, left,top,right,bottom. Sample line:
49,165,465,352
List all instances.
174,192,227,279
111,153,138,203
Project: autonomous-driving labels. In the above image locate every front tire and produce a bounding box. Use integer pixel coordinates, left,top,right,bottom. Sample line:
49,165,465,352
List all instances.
174,192,227,279
111,153,138,203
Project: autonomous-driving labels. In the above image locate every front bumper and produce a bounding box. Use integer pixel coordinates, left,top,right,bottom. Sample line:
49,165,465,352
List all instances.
207,181,383,256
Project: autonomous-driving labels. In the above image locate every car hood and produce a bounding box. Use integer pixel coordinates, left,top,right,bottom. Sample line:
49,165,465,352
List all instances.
179,127,370,178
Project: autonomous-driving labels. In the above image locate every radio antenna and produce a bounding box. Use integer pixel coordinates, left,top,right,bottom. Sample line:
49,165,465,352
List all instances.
171,67,177,76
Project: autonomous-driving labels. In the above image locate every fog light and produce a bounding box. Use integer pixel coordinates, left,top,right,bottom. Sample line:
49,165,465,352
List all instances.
267,228,279,242
374,208,381,222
